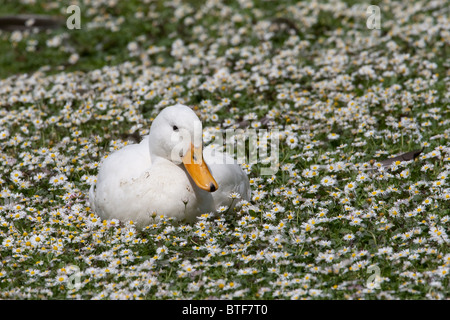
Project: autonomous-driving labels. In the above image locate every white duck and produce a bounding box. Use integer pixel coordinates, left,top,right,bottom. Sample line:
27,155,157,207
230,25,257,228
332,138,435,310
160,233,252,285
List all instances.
89,104,250,228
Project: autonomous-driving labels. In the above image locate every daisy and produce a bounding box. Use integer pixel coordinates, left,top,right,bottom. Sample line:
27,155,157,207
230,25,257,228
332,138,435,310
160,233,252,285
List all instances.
217,206,228,213
30,234,45,247
344,181,357,193
271,204,285,214
49,174,67,186
96,102,107,110
285,134,298,149
388,207,401,218
327,133,340,140
263,212,276,221
399,169,410,179
414,206,425,215
343,234,355,241
356,173,369,182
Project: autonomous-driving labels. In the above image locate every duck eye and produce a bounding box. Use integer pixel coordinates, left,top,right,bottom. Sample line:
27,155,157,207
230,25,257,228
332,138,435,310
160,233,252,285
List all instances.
173,125,179,132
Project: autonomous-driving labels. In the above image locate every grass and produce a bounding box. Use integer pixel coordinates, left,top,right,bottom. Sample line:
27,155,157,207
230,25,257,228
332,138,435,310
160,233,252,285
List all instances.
0,0,449,300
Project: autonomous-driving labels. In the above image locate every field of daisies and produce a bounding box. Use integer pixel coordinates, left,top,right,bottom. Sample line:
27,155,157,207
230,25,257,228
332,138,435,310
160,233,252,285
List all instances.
0,0,449,300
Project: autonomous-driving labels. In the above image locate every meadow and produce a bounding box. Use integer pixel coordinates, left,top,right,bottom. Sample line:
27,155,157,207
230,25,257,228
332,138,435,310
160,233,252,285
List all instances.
0,0,449,299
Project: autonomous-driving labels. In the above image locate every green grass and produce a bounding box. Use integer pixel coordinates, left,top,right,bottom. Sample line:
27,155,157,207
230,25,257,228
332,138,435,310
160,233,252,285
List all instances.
0,0,449,300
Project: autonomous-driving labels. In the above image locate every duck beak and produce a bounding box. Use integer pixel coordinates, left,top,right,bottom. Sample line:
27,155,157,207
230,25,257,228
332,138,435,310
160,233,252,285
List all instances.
182,143,218,192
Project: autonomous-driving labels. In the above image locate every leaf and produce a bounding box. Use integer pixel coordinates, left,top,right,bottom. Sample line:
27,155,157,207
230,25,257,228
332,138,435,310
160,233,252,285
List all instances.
0,14,64,31
378,148,423,168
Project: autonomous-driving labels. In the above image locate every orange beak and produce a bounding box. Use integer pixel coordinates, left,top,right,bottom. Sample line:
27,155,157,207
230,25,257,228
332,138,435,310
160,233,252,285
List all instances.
182,143,218,192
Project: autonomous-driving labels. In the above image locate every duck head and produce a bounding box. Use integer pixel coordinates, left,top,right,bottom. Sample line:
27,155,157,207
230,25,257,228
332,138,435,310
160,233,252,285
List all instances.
148,104,218,193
